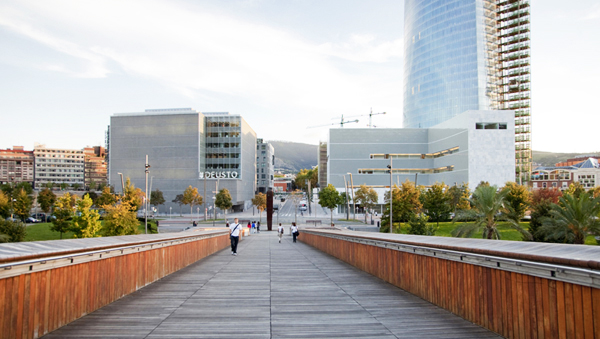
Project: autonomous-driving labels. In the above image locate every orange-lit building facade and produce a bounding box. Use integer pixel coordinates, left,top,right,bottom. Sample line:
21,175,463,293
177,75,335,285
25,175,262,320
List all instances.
84,146,107,189
0,146,34,184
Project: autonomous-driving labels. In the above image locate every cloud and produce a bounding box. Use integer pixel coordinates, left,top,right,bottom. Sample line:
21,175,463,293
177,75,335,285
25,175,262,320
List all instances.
582,4,600,20
318,34,403,63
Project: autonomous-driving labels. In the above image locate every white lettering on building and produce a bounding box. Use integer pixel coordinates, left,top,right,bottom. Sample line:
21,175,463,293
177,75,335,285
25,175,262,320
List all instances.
199,171,239,179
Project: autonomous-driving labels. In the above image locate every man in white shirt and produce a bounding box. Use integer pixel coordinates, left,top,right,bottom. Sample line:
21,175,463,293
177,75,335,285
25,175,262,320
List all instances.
277,223,284,243
229,218,241,255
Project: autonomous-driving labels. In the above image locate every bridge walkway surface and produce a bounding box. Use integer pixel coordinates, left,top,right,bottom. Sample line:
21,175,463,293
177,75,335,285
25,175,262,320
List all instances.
43,232,501,339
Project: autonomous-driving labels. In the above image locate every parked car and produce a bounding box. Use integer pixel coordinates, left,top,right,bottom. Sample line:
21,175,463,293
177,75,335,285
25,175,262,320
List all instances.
5,217,20,222
26,217,40,223
32,213,47,222
273,204,279,211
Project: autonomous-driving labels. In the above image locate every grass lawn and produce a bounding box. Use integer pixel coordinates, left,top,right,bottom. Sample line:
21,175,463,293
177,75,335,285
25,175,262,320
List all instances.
24,219,159,242
392,221,598,245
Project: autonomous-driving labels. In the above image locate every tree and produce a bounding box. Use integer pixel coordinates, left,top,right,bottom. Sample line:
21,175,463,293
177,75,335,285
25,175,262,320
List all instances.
502,182,531,222
0,219,27,243
408,213,437,236
13,188,32,221
318,184,343,226
452,185,532,240
422,182,452,227
215,188,233,222
0,190,9,219
44,182,55,189
182,186,203,220
447,184,471,213
122,178,144,212
38,188,57,214
72,183,82,191
60,183,68,191
97,182,107,192
528,188,563,242
591,186,600,198
86,191,98,205
150,189,166,213
88,180,97,191
382,180,422,232
354,184,378,223
294,167,318,194
51,193,76,239
96,186,117,207
103,201,140,236
565,182,586,199
539,192,600,244
252,192,267,223
172,194,184,216
71,194,102,238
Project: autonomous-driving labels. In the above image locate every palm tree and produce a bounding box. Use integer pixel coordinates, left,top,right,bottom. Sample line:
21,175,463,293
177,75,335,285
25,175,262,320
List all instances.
452,185,531,240
539,192,600,244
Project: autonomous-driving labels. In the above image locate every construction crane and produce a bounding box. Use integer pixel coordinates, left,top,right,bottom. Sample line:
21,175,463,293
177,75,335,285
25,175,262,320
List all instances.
307,114,359,129
367,108,386,128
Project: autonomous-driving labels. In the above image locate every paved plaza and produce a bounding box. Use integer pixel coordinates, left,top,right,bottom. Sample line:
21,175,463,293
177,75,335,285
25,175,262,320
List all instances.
43,232,501,339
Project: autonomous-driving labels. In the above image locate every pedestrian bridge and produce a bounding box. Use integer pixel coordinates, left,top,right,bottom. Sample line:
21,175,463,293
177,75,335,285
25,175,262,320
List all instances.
0,227,598,338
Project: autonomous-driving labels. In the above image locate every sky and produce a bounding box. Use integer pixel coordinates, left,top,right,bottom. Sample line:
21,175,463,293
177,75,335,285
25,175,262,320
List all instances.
0,0,598,153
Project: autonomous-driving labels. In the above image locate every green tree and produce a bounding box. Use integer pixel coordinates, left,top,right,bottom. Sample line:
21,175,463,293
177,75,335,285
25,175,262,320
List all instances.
447,184,471,213
97,182,107,192
252,192,267,223
86,191,98,206
44,182,55,189
318,184,343,226
150,189,166,213
122,178,144,212
422,182,452,227
51,193,76,239
294,167,318,194
452,185,532,240
182,186,203,221
565,182,586,199
408,213,437,235
354,184,378,223
60,183,68,191
0,190,9,219
72,183,82,191
88,180,97,191
0,219,27,243
528,188,563,242
539,192,600,244
215,188,233,222
502,182,531,222
37,188,57,214
71,194,102,238
382,180,422,232
103,201,140,236
13,188,32,221
96,186,117,207
172,194,184,216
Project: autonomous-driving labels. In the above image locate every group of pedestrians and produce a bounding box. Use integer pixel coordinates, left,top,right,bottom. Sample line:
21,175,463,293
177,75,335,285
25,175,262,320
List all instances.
229,219,301,255
246,221,260,233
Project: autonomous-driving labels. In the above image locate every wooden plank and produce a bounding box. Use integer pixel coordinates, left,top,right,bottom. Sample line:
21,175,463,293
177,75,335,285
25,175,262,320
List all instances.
572,284,584,339
557,281,566,339
593,288,600,339
535,277,545,339
565,283,575,338
581,286,594,339
0,279,5,339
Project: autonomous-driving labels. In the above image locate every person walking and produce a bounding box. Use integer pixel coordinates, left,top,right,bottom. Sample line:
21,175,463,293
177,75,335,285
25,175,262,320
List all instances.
257,221,261,233
291,222,298,243
277,223,284,243
247,221,251,232
229,218,241,255
251,221,256,234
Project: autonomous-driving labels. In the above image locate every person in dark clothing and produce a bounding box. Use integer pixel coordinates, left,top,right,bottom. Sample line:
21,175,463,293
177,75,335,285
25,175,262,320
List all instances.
229,218,241,255
291,222,298,243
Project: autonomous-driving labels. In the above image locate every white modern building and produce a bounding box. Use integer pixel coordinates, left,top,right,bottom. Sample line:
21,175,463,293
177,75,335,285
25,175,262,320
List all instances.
33,144,85,187
256,139,274,193
327,110,516,203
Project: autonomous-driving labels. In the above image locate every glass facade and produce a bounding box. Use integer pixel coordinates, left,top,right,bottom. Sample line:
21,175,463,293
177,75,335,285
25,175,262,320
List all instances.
404,0,531,182
204,114,242,178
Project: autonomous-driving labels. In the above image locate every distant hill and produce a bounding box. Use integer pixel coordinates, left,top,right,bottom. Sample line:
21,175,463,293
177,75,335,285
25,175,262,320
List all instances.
269,141,318,173
532,151,600,167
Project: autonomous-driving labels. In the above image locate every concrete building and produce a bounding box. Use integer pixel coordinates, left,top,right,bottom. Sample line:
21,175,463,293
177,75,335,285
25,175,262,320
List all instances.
256,139,274,193
328,110,515,203
318,141,327,188
33,144,85,187
0,146,35,185
84,146,107,190
108,108,256,214
404,0,531,183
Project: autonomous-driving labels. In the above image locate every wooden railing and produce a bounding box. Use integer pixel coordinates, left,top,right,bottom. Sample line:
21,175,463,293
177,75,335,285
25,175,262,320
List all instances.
300,229,600,339
0,229,232,339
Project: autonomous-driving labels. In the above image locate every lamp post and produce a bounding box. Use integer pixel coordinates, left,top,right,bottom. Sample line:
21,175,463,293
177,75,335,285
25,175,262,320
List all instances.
144,155,150,234
169,207,172,219
347,172,355,221
343,175,350,220
386,154,393,234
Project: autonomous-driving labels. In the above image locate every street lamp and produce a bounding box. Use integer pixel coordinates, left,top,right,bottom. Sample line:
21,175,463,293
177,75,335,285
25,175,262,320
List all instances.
386,154,393,234
170,206,172,219
347,172,356,221
144,155,150,234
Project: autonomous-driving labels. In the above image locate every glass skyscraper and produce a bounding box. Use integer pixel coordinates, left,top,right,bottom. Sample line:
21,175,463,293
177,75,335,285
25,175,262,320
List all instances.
404,0,531,182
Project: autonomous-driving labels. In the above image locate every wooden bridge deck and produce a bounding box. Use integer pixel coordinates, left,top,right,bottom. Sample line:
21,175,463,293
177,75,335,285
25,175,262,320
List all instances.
43,232,501,339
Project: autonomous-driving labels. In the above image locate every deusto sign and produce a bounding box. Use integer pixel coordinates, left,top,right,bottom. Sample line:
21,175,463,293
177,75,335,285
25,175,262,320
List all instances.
200,171,239,179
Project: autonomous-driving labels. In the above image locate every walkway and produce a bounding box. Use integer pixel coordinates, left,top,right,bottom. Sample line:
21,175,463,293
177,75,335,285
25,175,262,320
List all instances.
43,232,501,339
